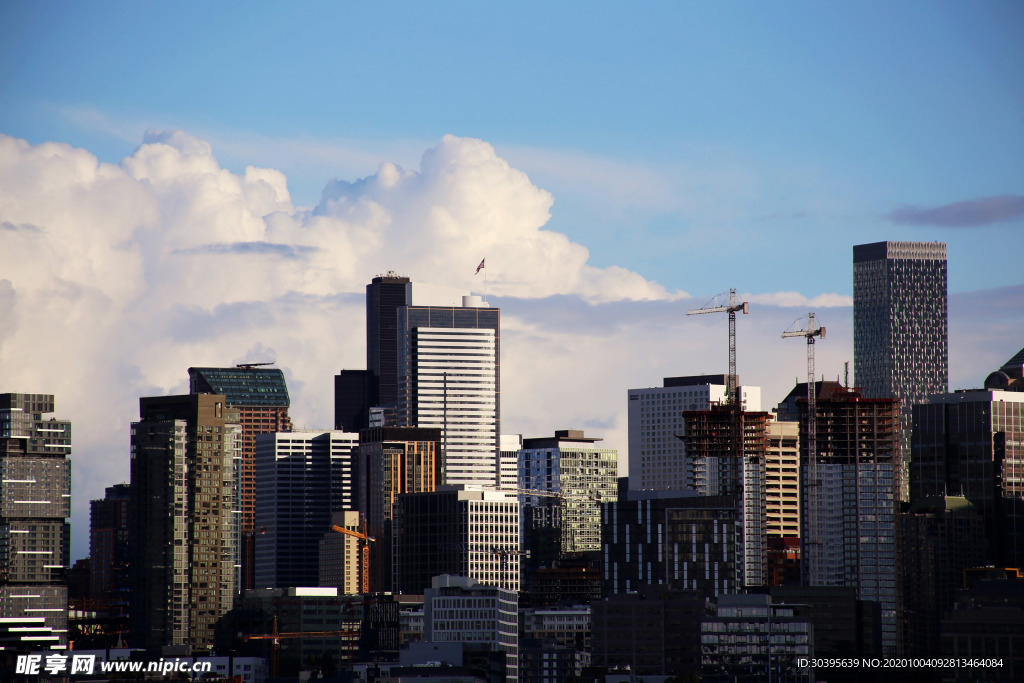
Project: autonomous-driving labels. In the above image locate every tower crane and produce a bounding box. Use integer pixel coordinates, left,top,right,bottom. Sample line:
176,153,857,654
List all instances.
687,289,749,406
782,313,825,585
242,614,361,677
331,522,376,594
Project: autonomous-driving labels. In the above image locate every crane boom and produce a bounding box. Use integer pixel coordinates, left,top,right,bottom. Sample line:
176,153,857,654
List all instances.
687,289,749,405
330,521,375,593
782,312,825,586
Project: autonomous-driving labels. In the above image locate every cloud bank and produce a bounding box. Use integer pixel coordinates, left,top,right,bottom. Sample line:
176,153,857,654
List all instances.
889,194,1024,227
2,130,1019,559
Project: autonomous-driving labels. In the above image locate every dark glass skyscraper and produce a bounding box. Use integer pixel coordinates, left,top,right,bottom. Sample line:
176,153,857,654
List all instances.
853,241,948,496
367,272,412,407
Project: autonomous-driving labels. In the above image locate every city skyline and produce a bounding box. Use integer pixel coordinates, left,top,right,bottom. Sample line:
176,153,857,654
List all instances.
1,3,1022,562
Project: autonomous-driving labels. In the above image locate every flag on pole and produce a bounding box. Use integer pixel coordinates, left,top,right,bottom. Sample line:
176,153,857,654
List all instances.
475,258,485,275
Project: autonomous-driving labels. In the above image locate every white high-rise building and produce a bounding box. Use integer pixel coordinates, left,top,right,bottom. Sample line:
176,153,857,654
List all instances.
398,295,500,488
627,375,760,490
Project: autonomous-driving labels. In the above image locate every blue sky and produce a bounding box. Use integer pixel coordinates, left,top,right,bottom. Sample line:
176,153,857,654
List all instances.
1,2,1022,558
2,1,1022,295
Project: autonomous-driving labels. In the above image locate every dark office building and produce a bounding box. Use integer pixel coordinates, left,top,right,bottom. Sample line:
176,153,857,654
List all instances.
358,426,441,592
591,584,706,676
89,483,132,603
601,490,741,598
367,272,412,406
335,369,377,431
900,496,987,658
911,383,1024,568
940,575,1024,682
0,393,72,648
188,365,292,590
772,585,883,661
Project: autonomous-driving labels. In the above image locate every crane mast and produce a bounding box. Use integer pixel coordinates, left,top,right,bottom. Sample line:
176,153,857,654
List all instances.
687,289,749,405
782,313,825,584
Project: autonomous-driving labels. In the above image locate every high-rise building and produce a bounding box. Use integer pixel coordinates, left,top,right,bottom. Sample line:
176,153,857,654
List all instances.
334,369,376,432
397,296,500,488
628,375,760,491
89,483,131,604
357,426,440,592
188,365,292,590
253,430,358,589
683,403,769,588
788,382,900,655
0,393,71,649
765,420,800,539
519,429,618,558
900,496,987,658
130,394,241,652
911,385,1024,568
367,272,413,407
853,241,948,497
393,486,519,594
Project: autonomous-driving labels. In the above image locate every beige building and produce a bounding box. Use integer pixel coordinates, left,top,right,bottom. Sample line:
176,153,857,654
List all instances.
319,511,363,595
766,419,800,538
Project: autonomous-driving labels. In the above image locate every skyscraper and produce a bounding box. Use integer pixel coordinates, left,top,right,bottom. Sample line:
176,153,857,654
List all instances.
853,241,948,496
0,393,71,649
788,382,900,655
627,375,761,491
519,429,618,559
130,394,241,652
682,403,768,588
911,383,1024,568
367,272,413,407
358,426,440,592
253,431,358,589
397,296,500,487
188,365,292,590
89,483,131,604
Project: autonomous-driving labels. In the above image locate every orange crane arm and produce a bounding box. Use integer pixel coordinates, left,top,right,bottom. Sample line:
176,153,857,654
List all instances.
331,525,375,542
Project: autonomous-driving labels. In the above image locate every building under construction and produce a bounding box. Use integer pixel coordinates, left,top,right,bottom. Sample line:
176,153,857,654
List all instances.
683,402,769,588
787,381,900,655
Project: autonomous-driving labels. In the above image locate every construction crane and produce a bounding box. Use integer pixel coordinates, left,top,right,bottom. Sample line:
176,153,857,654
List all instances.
331,523,376,594
687,289,749,406
242,614,361,677
782,313,826,585
235,362,275,369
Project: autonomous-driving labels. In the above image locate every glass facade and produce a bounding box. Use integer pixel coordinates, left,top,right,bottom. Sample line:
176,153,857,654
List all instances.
853,241,948,497
0,393,71,648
